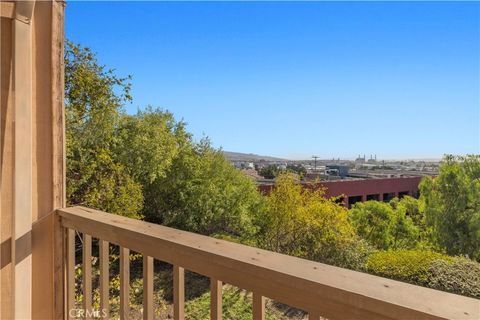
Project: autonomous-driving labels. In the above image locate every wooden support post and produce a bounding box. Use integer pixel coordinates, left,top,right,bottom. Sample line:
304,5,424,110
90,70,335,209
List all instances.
210,278,222,320
143,255,153,320
1,0,65,318
13,2,35,318
173,265,185,320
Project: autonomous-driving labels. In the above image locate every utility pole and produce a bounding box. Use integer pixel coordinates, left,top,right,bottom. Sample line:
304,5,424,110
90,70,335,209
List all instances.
312,155,319,171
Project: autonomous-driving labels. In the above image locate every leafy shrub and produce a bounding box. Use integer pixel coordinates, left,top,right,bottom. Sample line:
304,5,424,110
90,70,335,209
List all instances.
318,238,376,271
349,201,420,250
420,155,480,260
365,250,480,298
257,173,355,260
428,258,480,298
146,140,263,238
365,250,452,285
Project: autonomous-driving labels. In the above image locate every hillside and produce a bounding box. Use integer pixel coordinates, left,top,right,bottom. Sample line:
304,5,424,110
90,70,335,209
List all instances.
223,151,287,162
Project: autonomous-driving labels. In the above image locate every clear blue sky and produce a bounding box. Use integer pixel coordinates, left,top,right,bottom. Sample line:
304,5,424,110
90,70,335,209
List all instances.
66,1,479,160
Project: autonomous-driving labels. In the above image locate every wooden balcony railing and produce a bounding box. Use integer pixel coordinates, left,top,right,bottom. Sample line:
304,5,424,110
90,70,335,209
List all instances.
57,206,479,320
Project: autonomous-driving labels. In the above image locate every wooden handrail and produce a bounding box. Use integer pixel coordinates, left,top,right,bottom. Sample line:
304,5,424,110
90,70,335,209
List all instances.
57,206,479,320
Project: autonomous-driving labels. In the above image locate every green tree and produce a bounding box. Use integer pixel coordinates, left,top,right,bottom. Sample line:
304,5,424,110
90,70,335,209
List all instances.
115,107,190,185
349,201,394,249
258,165,278,179
287,164,307,178
349,200,419,250
391,196,423,228
390,196,433,247
145,138,263,238
420,155,480,260
257,173,357,263
65,41,143,218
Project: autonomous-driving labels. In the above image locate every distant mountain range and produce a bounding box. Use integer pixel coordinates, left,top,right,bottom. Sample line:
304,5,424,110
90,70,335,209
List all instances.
223,151,287,162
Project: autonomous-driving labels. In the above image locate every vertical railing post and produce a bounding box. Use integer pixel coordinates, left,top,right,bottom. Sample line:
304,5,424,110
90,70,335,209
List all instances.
253,293,265,320
173,265,185,320
66,229,75,320
143,255,154,320
53,215,67,319
82,234,92,319
210,278,222,320
120,247,130,320
99,240,110,318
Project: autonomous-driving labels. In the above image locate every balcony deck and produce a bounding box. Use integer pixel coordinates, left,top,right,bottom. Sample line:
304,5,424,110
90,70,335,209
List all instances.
58,206,479,320
2,1,479,318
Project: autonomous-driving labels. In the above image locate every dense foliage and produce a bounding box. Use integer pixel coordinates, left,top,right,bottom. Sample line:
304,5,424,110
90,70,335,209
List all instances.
65,41,143,218
258,164,306,180
349,199,420,250
258,165,278,179
420,155,480,260
365,250,452,285
144,139,263,237
256,173,374,268
427,258,480,298
366,250,480,298
66,42,262,237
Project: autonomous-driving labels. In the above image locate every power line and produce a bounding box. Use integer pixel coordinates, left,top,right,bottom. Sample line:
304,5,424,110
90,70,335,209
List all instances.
312,155,319,171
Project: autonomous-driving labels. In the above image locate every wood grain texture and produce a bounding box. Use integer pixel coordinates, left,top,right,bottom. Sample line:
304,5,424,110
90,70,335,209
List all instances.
252,293,265,320
309,312,320,320
82,234,92,319
173,265,185,320
143,255,153,320
0,2,15,19
210,278,222,320
66,229,75,320
58,206,480,320
99,240,109,318
120,247,130,320
13,11,33,318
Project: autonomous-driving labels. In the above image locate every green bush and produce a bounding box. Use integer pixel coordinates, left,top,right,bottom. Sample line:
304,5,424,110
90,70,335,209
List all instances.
428,258,480,299
365,250,452,285
365,250,480,298
318,238,376,271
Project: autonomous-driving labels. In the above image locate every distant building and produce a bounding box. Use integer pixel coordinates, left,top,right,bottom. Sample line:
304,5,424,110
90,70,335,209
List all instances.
258,176,422,208
326,164,349,178
355,154,366,164
367,154,377,164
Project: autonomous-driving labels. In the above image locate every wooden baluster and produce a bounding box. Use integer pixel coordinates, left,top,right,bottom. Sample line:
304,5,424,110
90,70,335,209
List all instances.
67,229,76,320
120,247,130,320
173,265,185,320
210,278,222,320
252,293,265,320
99,240,110,318
143,255,154,320
83,234,92,319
